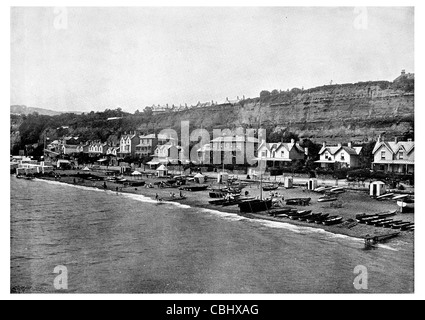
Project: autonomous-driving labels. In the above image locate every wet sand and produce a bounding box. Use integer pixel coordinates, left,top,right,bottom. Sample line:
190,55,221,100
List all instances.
35,170,414,245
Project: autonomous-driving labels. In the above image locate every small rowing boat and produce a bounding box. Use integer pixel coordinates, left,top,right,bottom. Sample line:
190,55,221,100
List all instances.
317,195,337,202
322,216,343,225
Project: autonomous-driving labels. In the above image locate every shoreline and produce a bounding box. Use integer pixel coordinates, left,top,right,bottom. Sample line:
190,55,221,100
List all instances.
21,172,414,247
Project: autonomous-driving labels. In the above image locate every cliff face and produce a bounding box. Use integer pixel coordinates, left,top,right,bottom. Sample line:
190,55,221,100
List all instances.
138,82,414,143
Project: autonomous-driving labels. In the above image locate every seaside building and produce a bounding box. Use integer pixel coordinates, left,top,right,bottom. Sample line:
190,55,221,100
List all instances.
315,142,362,169
371,137,414,174
151,144,181,165
255,139,306,168
88,141,108,156
76,143,90,154
197,135,259,165
119,133,140,158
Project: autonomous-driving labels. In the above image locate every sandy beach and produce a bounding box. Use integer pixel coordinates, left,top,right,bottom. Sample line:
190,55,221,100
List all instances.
32,169,414,246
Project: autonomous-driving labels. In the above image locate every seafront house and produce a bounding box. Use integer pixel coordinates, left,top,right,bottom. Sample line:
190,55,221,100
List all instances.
197,135,259,165
88,141,108,156
371,137,414,174
76,142,90,154
315,142,362,169
151,144,181,165
61,144,79,155
255,139,306,168
135,134,159,158
106,145,120,157
119,133,140,158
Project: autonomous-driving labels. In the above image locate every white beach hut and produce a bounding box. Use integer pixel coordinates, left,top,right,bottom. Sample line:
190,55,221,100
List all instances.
131,170,142,179
156,165,168,177
370,181,387,197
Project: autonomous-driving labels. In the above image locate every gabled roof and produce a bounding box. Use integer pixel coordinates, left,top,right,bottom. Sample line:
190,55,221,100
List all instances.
259,141,304,153
319,145,362,156
372,141,414,155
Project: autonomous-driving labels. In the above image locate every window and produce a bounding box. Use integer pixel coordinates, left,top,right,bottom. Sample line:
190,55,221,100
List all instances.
281,151,285,158
262,151,267,157
381,151,386,160
341,153,345,161
399,152,404,160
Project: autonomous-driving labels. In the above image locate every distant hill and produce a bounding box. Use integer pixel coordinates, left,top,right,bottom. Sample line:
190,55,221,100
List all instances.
10,105,63,116
10,105,83,116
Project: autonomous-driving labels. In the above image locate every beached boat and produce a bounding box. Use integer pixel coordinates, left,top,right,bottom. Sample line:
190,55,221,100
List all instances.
285,198,311,206
376,193,395,200
268,208,294,217
313,186,333,193
263,184,279,191
382,220,403,228
288,210,312,220
239,199,273,213
400,223,414,231
374,218,394,227
221,197,255,207
306,213,325,223
314,214,330,224
317,195,337,202
179,185,209,192
322,216,343,225
298,212,319,221
329,187,345,194
391,221,412,229
397,197,414,213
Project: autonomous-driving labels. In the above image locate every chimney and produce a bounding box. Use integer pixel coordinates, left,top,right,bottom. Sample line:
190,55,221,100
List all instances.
337,143,342,148
291,139,295,144
348,142,352,148
322,141,326,148
394,137,399,143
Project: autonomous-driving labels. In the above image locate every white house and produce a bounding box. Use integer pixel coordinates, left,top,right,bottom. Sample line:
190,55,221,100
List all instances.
315,142,362,169
152,144,181,164
255,139,306,168
88,141,108,155
371,137,414,174
119,133,140,158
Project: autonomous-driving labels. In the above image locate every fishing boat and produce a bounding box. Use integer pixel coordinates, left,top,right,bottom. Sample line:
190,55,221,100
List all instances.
314,214,330,224
268,208,294,217
209,191,227,198
329,187,345,194
317,195,338,202
263,184,279,191
285,198,311,206
298,212,319,221
374,218,394,227
179,185,209,192
366,217,391,225
221,197,255,207
376,193,395,200
313,186,333,193
382,220,403,228
391,221,412,229
392,194,410,200
238,199,273,213
397,197,414,213
289,210,312,220
400,223,414,231
306,213,325,223
322,216,343,225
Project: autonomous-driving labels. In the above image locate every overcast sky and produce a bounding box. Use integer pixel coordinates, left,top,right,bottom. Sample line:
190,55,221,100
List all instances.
11,7,414,113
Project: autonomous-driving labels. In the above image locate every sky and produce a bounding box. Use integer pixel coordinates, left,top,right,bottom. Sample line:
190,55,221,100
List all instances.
10,6,414,113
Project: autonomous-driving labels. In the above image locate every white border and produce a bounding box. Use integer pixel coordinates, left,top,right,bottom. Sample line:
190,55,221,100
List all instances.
2,0,423,300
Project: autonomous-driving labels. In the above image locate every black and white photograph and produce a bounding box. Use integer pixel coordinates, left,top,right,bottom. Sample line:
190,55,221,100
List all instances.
5,2,422,300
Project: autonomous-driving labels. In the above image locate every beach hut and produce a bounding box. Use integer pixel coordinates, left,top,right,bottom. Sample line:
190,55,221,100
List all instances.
308,178,318,190
156,165,168,177
194,173,205,184
284,176,293,188
82,166,91,171
370,181,387,197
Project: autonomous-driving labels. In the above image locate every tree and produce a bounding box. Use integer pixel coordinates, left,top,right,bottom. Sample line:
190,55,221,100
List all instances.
260,90,271,98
